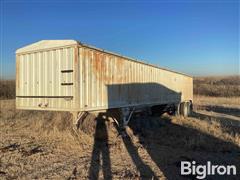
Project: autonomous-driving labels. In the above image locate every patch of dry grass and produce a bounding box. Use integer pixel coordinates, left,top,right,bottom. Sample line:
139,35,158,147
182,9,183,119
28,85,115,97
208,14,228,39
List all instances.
0,96,239,179
194,95,240,108
0,80,15,99
0,100,92,150
193,75,240,97
172,116,240,148
191,95,240,146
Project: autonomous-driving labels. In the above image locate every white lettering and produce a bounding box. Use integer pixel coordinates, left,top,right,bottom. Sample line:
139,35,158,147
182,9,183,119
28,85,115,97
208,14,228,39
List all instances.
181,161,192,175
227,165,236,175
196,165,206,179
217,166,227,175
180,161,237,179
212,165,218,174
192,161,196,175
207,161,211,174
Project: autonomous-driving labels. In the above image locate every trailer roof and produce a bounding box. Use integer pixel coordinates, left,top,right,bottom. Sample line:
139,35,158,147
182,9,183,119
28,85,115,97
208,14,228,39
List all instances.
16,40,192,78
16,40,77,53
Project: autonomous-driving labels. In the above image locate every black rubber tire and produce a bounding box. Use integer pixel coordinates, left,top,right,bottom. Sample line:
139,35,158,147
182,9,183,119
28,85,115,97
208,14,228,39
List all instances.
180,102,191,117
186,101,193,116
175,103,181,116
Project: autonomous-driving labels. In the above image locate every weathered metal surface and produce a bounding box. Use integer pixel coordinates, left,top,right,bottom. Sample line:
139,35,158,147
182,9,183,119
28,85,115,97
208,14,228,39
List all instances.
16,46,76,110
78,47,193,111
16,40,193,111
16,40,78,54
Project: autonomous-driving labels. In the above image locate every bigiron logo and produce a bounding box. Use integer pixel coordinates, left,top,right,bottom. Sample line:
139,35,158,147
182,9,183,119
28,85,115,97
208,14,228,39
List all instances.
181,161,237,179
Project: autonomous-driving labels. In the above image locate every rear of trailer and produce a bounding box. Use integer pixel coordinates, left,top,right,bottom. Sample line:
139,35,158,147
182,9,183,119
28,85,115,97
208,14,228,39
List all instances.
16,40,193,125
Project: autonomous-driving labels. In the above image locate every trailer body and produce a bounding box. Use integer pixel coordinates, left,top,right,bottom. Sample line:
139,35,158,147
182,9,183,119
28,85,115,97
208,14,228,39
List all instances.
16,40,193,112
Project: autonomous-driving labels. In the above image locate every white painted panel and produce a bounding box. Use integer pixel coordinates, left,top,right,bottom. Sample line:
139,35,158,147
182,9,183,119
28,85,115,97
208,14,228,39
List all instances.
16,47,76,110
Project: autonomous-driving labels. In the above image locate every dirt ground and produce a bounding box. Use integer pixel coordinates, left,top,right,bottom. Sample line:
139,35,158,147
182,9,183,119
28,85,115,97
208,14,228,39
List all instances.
0,96,239,179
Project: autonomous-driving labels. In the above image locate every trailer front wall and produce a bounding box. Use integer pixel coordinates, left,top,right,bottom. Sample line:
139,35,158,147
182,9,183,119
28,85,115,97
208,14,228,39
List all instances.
78,47,193,111
16,47,77,110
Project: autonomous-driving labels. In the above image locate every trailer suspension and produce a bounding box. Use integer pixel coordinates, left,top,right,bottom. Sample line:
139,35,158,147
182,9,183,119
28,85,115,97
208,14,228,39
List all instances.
121,107,135,130
71,111,88,128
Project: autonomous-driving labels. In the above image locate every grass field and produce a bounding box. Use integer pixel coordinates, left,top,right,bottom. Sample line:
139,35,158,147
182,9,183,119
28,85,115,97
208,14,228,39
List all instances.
193,75,240,97
0,97,239,179
1,76,239,99
0,80,15,100
0,76,239,179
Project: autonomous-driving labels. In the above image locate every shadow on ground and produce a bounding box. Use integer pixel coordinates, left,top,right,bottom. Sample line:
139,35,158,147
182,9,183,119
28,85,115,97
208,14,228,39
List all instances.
195,105,240,118
88,112,112,180
192,110,240,135
87,110,240,180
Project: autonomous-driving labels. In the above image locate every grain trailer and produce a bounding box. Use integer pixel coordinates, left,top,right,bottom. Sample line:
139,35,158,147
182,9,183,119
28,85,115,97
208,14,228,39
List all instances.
16,40,193,126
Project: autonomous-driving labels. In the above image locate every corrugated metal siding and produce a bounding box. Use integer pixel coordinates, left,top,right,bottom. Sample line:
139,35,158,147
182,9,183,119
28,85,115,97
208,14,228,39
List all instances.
78,47,193,111
16,41,193,112
16,47,76,110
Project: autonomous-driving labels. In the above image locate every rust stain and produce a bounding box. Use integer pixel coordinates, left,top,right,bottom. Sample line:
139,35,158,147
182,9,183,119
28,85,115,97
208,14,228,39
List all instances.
74,46,78,65
105,55,111,84
91,49,127,84
83,48,87,75
99,53,103,82
74,46,80,107
92,51,100,74
88,50,93,62
74,46,79,85
116,57,124,83
92,51,108,83
87,50,92,106
116,56,123,68
83,48,88,107
101,54,106,81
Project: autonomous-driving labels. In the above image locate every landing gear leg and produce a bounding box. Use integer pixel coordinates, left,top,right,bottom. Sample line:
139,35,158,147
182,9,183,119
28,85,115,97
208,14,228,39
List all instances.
71,111,88,128
119,107,135,137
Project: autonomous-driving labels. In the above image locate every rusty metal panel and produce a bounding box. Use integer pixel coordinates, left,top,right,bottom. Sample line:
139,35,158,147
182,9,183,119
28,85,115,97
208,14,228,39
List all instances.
78,46,193,111
16,40,192,112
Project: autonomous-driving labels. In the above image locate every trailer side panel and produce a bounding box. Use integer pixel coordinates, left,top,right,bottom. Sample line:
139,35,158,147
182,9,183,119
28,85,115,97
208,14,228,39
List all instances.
78,46,193,111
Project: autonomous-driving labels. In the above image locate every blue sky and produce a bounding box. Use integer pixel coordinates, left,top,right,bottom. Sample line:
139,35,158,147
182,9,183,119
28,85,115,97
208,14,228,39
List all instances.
0,0,239,79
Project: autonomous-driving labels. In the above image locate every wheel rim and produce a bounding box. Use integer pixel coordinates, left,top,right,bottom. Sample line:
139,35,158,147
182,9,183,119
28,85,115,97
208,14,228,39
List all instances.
184,103,188,117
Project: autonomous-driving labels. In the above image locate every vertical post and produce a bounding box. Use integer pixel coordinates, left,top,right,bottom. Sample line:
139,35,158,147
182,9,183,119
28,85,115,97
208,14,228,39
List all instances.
121,107,130,129
16,54,20,107
71,111,79,126
120,107,135,130
74,45,80,109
